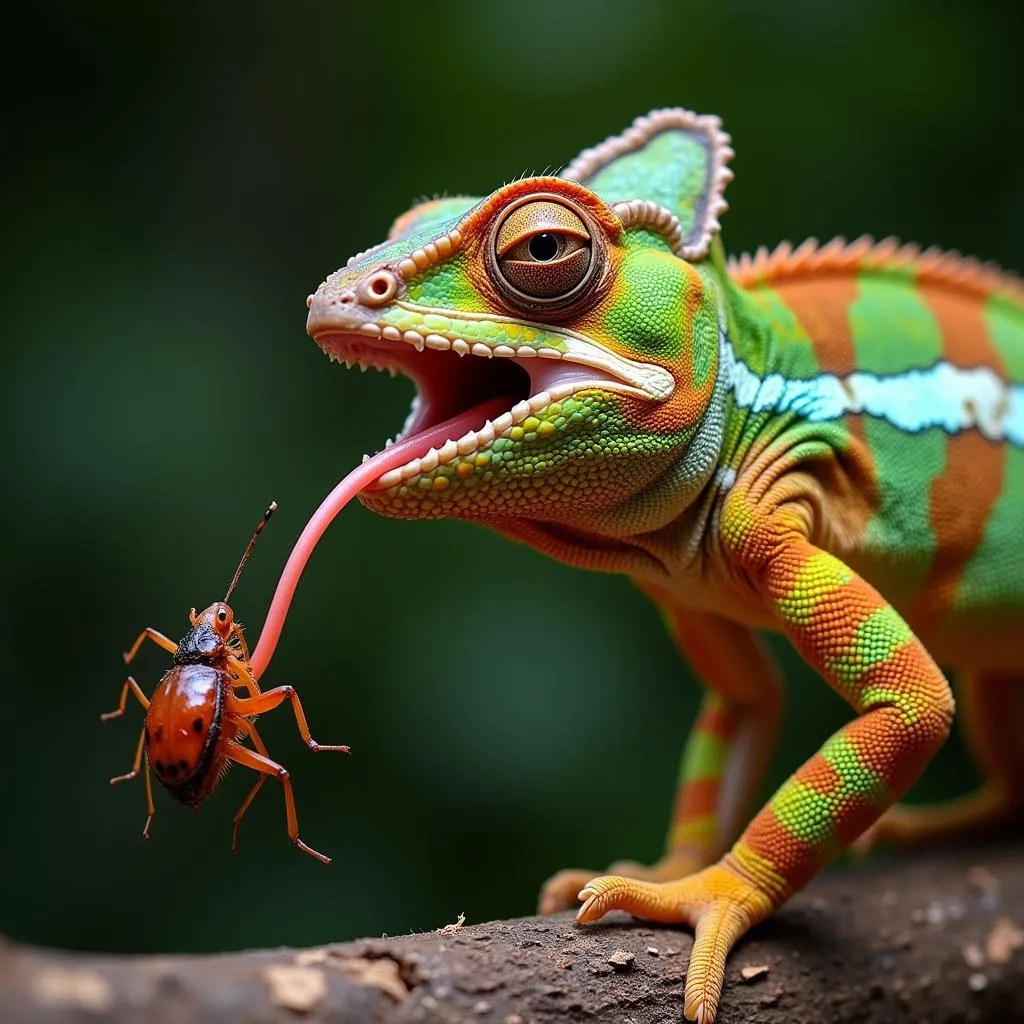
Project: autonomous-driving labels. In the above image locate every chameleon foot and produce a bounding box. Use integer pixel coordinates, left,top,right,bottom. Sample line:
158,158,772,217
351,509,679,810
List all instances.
576,864,773,1024
538,850,708,915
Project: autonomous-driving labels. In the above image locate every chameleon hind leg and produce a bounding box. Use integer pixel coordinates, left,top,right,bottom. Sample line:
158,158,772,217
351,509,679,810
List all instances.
538,605,781,914
854,670,1024,851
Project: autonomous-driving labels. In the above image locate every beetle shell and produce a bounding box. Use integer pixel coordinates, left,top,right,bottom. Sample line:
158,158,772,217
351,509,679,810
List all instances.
145,662,225,806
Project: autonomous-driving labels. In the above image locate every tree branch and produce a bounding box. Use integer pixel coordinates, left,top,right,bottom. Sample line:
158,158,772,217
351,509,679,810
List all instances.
3,841,1022,1023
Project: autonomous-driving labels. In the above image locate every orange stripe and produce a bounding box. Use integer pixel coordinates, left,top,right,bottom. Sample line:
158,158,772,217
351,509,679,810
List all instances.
740,811,822,889
698,705,739,739
774,276,859,375
833,794,886,845
904,433,1005,631
792,752,842,798
920,279,1004,373
674,777,720,821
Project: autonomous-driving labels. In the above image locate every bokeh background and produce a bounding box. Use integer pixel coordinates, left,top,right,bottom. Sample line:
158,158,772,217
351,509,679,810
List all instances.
3,1,1022,956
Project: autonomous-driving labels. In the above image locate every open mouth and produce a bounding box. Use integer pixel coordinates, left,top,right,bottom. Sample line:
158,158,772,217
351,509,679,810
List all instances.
312,324,642,491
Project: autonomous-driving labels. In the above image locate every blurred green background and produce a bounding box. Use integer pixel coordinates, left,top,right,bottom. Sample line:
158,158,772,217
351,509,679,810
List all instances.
3,1,1022,957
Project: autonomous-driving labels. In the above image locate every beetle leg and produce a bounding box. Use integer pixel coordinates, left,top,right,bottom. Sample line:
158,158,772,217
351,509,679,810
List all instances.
123,627,177,664
229,719,271,854
223,738,330,864
142,757,155,840
109,725,146,786
100,675,150,721
227,686,350,753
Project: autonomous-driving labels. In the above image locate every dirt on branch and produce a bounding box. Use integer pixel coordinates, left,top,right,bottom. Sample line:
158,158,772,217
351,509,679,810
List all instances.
2,841,1022,1023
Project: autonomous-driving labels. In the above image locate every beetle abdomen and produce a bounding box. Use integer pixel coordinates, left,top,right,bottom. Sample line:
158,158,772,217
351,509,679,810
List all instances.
145,663,225,806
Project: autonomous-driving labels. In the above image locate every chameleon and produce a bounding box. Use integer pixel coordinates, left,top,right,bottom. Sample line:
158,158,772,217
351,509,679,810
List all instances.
302,109,1024,1022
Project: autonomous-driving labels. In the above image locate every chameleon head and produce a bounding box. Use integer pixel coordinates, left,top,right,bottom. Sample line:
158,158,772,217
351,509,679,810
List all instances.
306,110,735,551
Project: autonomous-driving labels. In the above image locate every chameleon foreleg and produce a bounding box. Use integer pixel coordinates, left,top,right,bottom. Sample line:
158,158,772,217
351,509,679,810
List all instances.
577,520,954,1024
537,606,781,916
855,670,1024,851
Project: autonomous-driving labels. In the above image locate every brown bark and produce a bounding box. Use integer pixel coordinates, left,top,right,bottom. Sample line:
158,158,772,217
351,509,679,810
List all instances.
2,841,1022,1023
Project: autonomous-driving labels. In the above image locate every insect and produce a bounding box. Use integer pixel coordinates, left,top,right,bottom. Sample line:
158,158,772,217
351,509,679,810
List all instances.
101,501,349,864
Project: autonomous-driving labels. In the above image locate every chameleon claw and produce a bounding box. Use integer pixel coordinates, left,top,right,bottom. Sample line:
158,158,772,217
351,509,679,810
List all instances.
576,874,687,925
539,868,605,915
541,851,710,915
575,865,773,1024
576,879,614,923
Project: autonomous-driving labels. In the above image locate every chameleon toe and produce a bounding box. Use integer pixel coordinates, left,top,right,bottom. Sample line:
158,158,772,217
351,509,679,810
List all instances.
575,864,774,1024
539,868,603,915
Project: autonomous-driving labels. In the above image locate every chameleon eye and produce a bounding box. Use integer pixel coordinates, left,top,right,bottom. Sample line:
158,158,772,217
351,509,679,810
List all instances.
488,197,602,310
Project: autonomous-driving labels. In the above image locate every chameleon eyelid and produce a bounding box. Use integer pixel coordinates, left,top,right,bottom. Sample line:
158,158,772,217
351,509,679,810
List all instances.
494,198,591,257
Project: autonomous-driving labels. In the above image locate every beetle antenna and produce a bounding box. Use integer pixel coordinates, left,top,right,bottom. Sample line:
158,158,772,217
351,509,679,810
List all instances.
224,501,278,603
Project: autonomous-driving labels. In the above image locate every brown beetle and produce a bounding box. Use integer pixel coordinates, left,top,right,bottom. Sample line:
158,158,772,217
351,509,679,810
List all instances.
101,502,348,864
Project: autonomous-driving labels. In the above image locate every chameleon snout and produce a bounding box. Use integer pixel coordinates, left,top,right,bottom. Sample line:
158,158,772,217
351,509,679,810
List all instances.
306,267,401,337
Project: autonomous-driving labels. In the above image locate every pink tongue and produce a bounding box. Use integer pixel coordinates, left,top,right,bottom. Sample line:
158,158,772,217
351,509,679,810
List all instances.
249,395,514,677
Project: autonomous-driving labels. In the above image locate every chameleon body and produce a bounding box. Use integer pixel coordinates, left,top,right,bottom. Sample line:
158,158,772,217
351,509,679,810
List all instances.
305,110,1024,1023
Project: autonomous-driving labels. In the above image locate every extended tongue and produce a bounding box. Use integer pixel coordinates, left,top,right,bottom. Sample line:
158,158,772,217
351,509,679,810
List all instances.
249,394,514,677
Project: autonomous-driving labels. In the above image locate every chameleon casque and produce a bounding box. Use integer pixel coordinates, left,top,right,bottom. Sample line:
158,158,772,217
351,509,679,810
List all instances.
304,109,1024,1022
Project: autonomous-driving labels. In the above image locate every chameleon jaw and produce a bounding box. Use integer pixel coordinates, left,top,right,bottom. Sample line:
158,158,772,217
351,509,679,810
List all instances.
312,324,664,491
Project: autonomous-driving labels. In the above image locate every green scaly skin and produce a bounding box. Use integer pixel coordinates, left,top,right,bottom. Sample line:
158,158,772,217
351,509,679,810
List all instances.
305,109,1024,1023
